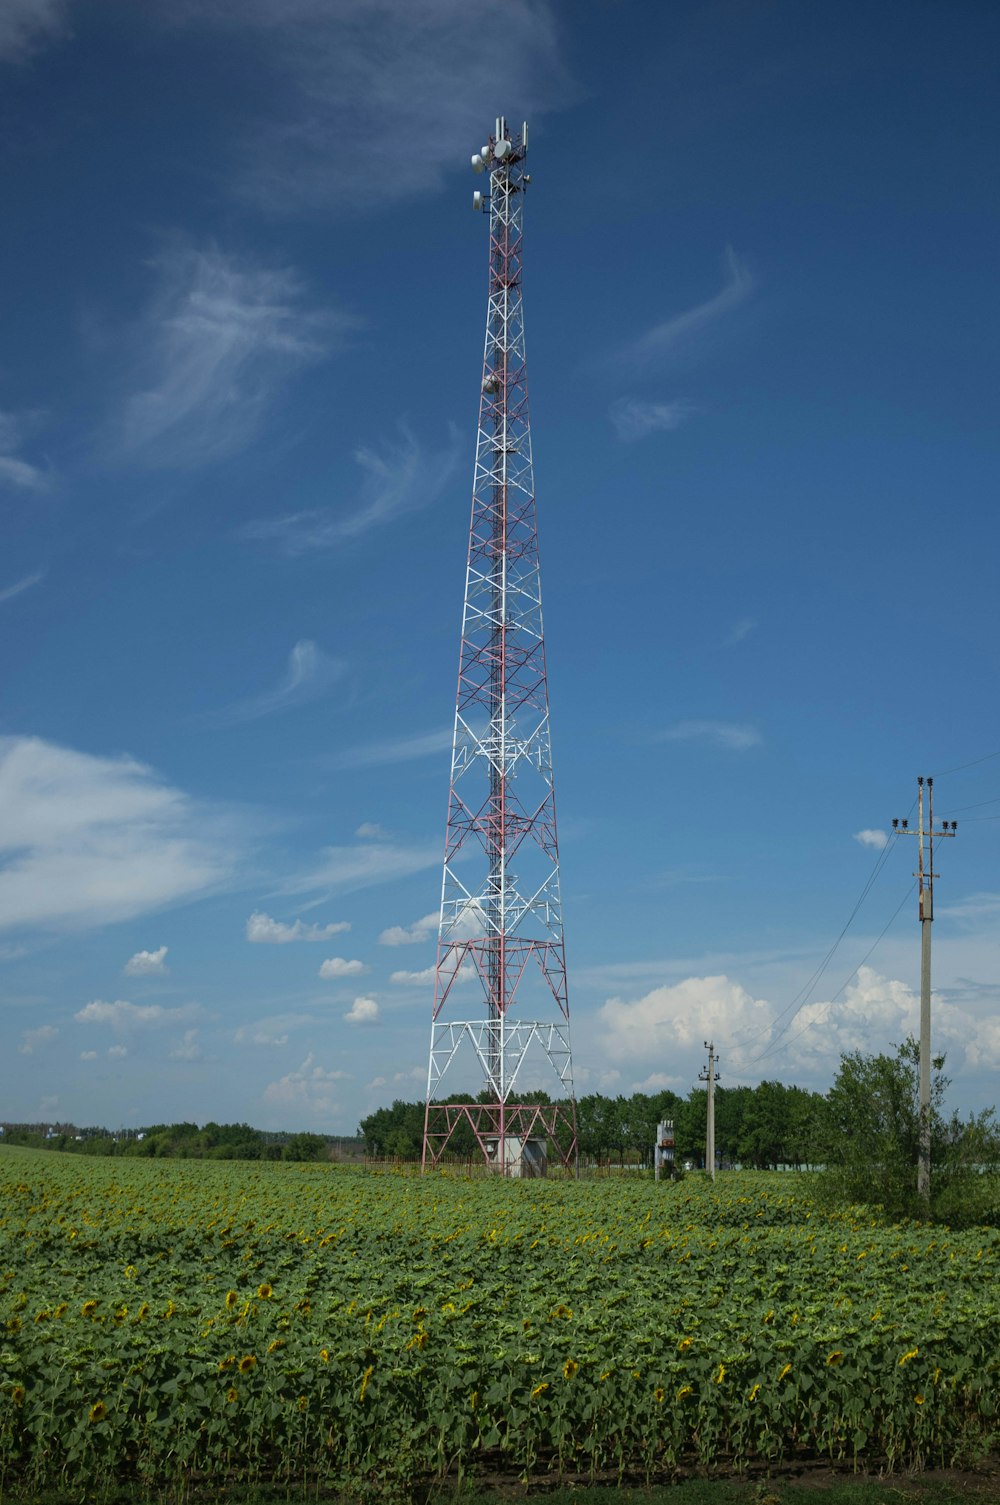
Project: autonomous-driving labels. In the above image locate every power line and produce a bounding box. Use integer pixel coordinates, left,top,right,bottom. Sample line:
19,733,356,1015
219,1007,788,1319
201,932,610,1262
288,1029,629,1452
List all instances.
938,795,1000,814
740,879,916,1067
936,748,1000,777
728,828,900,1053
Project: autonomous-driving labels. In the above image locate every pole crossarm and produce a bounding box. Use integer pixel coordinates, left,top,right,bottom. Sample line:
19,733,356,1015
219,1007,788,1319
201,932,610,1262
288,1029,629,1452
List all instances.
890,775,958,1206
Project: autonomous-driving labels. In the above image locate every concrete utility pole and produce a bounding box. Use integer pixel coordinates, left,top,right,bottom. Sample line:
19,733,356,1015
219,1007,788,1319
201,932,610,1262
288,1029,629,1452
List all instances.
892,776,957,1206
699,1042,719,1181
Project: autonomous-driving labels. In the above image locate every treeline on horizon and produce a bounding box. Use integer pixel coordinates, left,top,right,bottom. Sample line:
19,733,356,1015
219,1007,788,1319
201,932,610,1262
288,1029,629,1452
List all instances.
360,1080,826,1169
0,1121,365,1162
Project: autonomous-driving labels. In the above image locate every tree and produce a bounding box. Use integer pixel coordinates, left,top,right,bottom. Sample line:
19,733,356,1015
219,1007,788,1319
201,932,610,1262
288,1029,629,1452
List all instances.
822,1037,1000,1223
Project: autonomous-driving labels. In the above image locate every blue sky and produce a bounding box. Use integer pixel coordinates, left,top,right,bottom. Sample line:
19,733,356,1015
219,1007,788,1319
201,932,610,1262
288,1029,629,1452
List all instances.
2,0,999,1133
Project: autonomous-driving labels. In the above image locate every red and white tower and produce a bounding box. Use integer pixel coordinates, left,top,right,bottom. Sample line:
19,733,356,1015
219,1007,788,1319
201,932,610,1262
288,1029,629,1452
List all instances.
422,119,577,1175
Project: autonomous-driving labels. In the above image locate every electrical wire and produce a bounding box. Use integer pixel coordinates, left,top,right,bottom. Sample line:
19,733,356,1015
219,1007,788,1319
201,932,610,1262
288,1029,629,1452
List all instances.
726,831,900,1052
739,879,916,1067
937,795,1000,814
745,836,959,1068
936,748,1000,777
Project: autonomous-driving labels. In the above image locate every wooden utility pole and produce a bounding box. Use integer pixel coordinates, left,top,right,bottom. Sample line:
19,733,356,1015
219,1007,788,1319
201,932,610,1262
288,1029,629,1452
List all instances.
892,776,957,1206
700,1042,719,1181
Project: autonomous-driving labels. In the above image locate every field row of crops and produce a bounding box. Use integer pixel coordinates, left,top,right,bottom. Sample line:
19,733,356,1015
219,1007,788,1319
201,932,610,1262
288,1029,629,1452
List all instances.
1,1146,998,1500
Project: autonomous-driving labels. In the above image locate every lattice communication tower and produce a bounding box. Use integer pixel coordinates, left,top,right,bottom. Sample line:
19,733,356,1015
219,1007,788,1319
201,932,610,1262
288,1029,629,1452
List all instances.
421,118,577,1176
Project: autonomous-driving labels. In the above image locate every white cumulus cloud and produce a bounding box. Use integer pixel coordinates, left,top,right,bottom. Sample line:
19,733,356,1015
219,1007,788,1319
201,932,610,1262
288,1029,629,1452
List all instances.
246,910,350,943
75,999,201,1031
345,996,380,1026
378,912,440,947
854,829,889,851
107,1044,128,1060
390,963,474,987
124,946,169,976
318,956,366,979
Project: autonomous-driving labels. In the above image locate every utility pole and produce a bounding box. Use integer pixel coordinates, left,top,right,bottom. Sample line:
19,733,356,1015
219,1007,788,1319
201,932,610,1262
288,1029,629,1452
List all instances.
892,776,957,1206
699,1042,719,1181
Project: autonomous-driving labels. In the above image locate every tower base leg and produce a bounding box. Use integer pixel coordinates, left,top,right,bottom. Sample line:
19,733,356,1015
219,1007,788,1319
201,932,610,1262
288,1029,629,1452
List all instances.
422,1101,578,1177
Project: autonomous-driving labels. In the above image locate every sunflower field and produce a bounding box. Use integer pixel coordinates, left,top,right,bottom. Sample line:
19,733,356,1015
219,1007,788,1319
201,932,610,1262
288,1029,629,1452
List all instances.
0,1145,998,1501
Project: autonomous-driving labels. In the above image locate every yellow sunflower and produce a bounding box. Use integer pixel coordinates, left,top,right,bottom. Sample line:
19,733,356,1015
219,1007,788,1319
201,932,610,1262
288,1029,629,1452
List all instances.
89,1402,108,1424
238,1355,257,1375
563,1359,579,1380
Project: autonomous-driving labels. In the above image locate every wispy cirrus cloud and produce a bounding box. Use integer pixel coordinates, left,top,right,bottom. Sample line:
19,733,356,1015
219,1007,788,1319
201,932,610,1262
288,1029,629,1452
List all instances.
235,1011,312,1046
287,840,440,898
0,736,247,934
0,569,45,604
609,397,695,442
246,910,350,944
262,1052,351,1122
325,727,453,773
19,1024,58,1055
722,618,756,647
0,0,70,64
242,425,461,555
109,243,348,467
170,1029,202,1060
167,0,574,216
616,247,757,371
0,411,51,492
657,719,762,751
207,639,344,725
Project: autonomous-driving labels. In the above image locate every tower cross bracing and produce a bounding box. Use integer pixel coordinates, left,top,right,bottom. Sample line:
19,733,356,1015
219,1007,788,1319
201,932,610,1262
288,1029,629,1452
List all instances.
421,118,577,1176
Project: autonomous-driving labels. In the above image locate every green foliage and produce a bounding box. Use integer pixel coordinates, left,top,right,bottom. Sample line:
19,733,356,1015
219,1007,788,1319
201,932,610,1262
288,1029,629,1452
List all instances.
1,1149,999,1500
820,1038,1000,1226
0,1122,354,1164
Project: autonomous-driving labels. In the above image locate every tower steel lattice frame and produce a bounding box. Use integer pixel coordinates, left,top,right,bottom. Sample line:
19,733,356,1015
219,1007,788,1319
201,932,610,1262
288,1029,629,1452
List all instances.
422,119,577,1175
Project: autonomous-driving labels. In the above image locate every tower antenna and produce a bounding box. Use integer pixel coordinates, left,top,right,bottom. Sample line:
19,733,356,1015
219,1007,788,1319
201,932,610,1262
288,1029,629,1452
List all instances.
421,120,577,1176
